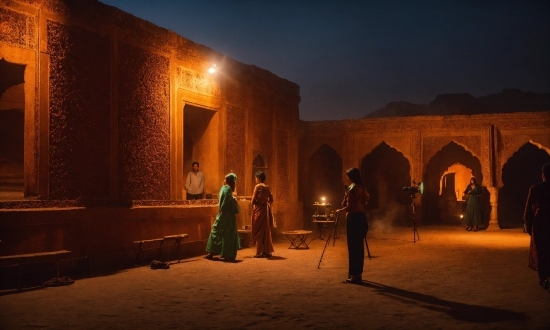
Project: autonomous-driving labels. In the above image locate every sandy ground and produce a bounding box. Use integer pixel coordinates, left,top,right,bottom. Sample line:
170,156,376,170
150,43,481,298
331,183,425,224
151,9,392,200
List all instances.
0,225,549,330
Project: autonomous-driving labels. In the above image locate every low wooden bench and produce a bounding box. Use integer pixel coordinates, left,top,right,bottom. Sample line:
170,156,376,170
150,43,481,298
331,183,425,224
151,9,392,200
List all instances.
133,234,188,265
0,250,91,289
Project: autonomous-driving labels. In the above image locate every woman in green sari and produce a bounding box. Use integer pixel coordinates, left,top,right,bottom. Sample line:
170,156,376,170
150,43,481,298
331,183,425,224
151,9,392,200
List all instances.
205,173,241,261
464,177,482,232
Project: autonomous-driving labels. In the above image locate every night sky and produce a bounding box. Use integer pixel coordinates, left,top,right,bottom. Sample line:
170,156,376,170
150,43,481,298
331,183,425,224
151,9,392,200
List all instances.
100,0,550,121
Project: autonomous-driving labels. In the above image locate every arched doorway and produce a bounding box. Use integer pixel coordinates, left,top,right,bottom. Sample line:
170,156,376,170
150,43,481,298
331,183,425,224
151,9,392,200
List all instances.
498,142,550,228
360,142,411,226
423,142,487,225
304,144,343,229
0,59,25,200
439,164,473,224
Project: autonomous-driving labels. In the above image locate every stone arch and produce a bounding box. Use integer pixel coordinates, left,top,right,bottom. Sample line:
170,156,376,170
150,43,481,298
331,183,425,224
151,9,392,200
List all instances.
360,142,411,225
498,142,550,228
252,154,266,168
302,144,343,229
423,141,489,225
424,138,482,170
498,137,550,187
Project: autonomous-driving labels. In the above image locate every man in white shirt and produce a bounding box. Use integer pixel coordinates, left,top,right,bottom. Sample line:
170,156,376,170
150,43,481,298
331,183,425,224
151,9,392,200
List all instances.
185,162,205,200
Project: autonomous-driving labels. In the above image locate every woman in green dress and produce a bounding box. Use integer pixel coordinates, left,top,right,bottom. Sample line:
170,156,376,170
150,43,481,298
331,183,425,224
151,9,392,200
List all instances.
464,177,482,232
205,173,241,261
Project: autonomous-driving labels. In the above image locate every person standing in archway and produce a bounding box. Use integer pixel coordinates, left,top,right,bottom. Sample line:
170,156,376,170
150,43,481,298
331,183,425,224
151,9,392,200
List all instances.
185,161,204,200
463,177,482,232
251,171,274,258
524,163,550,292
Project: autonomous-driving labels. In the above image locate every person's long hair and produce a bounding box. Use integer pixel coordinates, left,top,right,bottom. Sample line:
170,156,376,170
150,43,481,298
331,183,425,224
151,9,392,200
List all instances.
346,167,363,186
225,173,237,191
255,171,266,182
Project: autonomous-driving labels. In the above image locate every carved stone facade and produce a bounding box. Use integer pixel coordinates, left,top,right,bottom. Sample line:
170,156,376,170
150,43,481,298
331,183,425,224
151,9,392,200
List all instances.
0,6,36,49
0,0,301,266
176,67,220,98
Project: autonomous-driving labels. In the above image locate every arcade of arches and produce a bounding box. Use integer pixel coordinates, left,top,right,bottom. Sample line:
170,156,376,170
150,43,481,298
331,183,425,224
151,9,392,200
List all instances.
301,112,550,229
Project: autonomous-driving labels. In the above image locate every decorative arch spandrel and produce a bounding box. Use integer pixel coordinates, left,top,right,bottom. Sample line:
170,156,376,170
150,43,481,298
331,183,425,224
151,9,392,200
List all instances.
358,140,412,168
498,137,550,187
304,140,343,167
423,136,482,165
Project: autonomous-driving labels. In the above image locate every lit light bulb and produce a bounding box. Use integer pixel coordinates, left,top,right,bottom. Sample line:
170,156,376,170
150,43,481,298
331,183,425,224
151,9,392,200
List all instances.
208,64,216,74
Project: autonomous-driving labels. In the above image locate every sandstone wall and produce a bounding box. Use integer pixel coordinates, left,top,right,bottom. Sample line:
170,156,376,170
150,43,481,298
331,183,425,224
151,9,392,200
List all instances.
0,0,302,266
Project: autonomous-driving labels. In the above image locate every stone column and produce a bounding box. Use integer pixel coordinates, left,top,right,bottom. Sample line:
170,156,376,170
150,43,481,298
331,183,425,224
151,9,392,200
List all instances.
487,186,499,230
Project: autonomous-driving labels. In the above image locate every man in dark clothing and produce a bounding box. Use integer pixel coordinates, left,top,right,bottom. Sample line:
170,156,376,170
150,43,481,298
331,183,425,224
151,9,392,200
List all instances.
524,163,550,292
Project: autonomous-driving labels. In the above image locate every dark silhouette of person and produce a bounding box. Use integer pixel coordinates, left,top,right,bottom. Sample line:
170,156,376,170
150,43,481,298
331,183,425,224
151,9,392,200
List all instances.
524,163,550,292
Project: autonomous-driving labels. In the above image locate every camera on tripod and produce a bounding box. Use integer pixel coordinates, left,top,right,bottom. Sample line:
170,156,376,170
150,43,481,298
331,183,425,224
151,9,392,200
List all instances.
402,180,423,243
402,180,423,197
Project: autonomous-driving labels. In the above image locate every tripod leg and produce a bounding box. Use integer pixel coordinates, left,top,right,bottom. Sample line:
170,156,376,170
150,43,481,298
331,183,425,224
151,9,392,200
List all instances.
364,237,371,259
318,232,333,269
412,223,420,243
332,222,338,247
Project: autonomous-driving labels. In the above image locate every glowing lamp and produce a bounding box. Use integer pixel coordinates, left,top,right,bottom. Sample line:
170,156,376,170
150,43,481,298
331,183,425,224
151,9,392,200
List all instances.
208,64,216,74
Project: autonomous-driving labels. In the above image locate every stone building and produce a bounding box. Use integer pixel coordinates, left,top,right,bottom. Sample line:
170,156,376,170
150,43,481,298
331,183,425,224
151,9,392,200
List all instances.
1,0,549,269
0,0,301,267
300,113,550,230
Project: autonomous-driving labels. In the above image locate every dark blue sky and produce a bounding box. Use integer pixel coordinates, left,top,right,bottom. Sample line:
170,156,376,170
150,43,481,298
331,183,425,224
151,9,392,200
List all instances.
100,0,550,121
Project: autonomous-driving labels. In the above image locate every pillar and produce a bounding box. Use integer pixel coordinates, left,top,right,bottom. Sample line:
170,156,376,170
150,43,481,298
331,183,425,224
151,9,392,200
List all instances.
487,186,499,230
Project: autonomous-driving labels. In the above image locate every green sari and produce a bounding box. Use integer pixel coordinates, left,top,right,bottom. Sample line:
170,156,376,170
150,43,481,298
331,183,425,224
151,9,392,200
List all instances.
206,185,241,259
464,184,482,227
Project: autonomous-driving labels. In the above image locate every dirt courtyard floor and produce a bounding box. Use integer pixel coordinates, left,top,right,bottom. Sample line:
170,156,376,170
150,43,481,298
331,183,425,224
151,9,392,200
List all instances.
0,225,549,329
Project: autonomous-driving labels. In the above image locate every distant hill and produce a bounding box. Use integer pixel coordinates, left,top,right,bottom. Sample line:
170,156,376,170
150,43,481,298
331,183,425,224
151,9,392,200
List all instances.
364,89,550,118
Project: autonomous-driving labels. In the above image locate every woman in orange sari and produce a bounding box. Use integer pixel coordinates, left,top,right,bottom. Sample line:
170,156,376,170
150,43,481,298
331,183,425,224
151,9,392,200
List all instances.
251,171,274,258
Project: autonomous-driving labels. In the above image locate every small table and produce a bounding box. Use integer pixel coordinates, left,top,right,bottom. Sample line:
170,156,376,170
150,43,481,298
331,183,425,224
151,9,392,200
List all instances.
281,230,313,249
311,220,337,241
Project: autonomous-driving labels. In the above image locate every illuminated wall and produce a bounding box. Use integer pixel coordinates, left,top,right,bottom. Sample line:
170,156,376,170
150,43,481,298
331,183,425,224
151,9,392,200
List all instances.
0,0,302,264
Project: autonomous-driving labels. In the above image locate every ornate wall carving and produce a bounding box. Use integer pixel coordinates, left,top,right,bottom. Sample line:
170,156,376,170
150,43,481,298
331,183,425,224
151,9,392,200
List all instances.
47,20,110,200
118,42,170,200
0,7,35,49
412,130,422,181
176,67,220,98
481,128,492,186
423,135,482,167
225,73,247,107
276,130,289,201
225,105,245,181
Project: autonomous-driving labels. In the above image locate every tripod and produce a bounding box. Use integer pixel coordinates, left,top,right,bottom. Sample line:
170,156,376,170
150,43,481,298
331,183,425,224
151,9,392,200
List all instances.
318,211,340,269
410,193,420,243
364,236,372,259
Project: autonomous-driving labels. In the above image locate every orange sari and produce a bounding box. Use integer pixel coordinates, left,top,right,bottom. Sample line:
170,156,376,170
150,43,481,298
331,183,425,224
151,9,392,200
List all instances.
251,183,274,255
